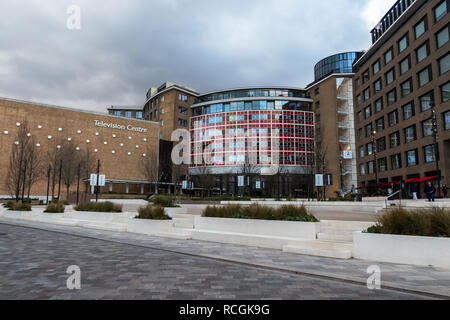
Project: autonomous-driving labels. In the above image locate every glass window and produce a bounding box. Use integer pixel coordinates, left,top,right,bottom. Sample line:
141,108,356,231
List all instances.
355,78,361,89
374,79,382,93
420,91,434,111
356,95,362,106
444,110,450,130
406,149,418,167
375,98,383,113
384,48,393,65
418,66,432,87
436,25,449,49
373,60,380,75
391,154,402,170
438,53,450,75
358,111,363,123
400,56,411,75
404,125,417,143
403,102,415,120
422,118,434,137
364,88,370,101
136,112,143,119
386,68,395,85
398,34,408,53
416,42,429,63
359,146,365,158
378,158,387,172
390,131,400,148
360,164,366,176
401,78,413,97
388,110,398,127
364,106,372,119
362,70,370,83
435,0,448,22
377,137,386,152
365,123,373,137
114,111,121,116
424,145,437,163
441,82,450,102
387,89,397,106
367,161,375,174
358,128,363,140
376,117,385,132
415,18,426,39
125,111,132,118
366,142,374,156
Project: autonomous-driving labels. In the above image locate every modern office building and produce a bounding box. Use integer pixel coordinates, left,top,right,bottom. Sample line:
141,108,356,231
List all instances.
306,52,364,198
0,97,161,197
353,0,449,195
107,105,144,120
189,87,315,197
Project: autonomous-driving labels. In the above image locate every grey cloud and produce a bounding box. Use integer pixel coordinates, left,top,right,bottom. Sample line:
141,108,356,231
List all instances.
0,0,373,112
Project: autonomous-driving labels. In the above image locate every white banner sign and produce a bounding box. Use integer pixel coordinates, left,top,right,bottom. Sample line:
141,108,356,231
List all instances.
238,176,245,187
315,174,324,187
90,174,97,186
98,175,106,187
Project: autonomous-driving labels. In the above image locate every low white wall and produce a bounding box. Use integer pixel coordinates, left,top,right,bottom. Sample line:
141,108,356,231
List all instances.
127,219,174,235
194,216,320,240
353,231,450,269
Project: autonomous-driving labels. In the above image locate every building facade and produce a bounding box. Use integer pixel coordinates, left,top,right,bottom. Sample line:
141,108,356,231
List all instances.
107,105,144,120
189,87,315,197
306,52,364,198
0,97,160,198
353,0,450,196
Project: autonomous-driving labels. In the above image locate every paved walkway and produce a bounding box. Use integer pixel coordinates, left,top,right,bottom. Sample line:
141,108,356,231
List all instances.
0,217,449,299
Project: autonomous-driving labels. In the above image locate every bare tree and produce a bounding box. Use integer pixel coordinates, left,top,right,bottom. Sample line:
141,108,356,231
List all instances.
195,166,214,197
26,139,44,199
5,120,40,201
79,145,96,195
315,141,328,200
60,140,81,200
172,164,186,198
240,154,260,197
140,149,159,194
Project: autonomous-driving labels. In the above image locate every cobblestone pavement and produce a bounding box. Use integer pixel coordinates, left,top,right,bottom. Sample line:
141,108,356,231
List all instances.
0,222,445,300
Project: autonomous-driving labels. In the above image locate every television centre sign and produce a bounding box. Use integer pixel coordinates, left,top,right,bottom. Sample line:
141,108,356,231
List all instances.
94,120,148,133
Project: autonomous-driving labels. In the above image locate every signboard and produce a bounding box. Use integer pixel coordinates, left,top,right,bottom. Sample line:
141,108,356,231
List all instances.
182,180,188,189
343,150,353,159
98,175,106,187
315,174,324,187
90,174,97,186
324,174,333,186
255,181,261,189
238,176,245,187
90,174,105,186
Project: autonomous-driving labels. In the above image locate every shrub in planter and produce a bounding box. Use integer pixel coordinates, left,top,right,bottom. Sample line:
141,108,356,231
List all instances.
9,201,32,211
151,195,177,208
366,207,450,237
202,204,318,222
136,205,171,220
75,201,122,213
45,201,65,213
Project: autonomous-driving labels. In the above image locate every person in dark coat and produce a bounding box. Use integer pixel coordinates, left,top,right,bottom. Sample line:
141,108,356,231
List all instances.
424,182,436,202
442,185,448,199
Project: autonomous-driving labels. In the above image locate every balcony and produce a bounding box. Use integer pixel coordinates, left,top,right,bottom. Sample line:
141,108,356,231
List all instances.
337,108,349,115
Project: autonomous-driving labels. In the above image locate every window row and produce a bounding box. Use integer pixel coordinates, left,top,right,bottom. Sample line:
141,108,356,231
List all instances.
360,144,439,175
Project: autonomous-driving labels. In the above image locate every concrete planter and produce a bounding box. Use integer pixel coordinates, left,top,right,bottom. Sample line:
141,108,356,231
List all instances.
194,217,320,240
353,231,450,269
127,219,174,235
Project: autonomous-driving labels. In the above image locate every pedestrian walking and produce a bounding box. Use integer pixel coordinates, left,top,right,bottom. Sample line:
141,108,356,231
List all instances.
424,182,436,202
411,183,418,200
442,185,448,199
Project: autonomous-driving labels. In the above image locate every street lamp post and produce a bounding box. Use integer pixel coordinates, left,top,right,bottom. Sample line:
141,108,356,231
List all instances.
431,109,441,198
372,130,378,195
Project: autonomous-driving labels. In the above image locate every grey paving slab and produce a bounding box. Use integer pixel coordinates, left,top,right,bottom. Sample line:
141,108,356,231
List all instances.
0,217,449,299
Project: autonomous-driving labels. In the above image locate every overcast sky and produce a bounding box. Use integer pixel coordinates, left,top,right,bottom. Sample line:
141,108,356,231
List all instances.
0,0,395,113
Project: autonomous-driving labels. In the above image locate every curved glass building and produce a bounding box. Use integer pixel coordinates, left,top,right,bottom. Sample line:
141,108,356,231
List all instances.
314,52,364,83
189,87,315,182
